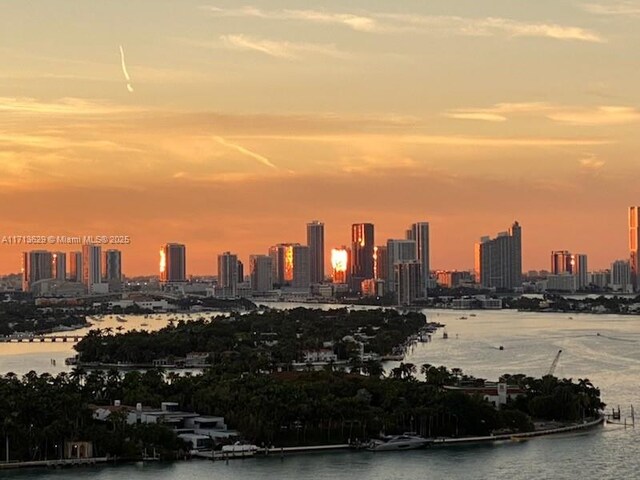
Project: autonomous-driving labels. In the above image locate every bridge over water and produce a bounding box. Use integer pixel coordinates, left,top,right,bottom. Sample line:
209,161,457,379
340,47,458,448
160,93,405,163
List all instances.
0,335,83,343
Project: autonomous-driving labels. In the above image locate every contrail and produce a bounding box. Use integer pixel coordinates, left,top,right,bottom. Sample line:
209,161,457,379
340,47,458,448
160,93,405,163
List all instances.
119,45,134,92
214,136,277,169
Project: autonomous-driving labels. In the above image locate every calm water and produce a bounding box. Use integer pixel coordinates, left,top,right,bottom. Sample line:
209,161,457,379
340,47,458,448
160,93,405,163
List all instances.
2,307,640,479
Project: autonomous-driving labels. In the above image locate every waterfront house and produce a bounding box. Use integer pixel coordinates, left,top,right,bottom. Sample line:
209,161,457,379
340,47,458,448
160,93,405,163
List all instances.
443,382,524,408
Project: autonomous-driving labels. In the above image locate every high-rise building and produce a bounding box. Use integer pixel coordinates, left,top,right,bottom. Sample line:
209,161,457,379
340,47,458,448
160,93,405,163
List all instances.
69,251,83,283
386,239,417,292
250,255,273,293
572,254,588,290
217,251,238,297
22,250,53,291
611,259,632,292
373,245,387,282
160,243,186,283
307,220,325,284
102,249,122,292
551,251,573,275
351,223,374,292
237,260,244,283
103,250,122,281
395,260,422,305
291,245,310,289
550,251,587,290
268,243,310,289
331,247,349,284
82,244,102,292
51,252,66,281
630,207,640,291
408,222,430,294
475,221,522,290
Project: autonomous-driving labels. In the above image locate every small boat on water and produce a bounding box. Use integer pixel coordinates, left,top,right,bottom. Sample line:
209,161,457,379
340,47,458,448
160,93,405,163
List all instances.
443,330,449,339
368,434,431,451
140,323,149,327
116,316,127,323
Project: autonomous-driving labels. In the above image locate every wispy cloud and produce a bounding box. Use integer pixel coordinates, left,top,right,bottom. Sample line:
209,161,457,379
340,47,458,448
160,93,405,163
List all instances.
583,2,640,16
214,136,278,169
445,102,640,126
202,5,605,42
219,34,345,60
0,97,142,115
119,45,134,93
202,6,380,32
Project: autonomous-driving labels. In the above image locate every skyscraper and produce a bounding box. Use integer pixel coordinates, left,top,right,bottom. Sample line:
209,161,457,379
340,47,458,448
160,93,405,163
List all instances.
160,243,186,283
331,247,349,284
612,259,632,292
103,249,122,281
307,220,325,284
351,223,374,292
217,251,239,298
237,260,244,283
630,206,640,291
395,260,422,306
250,255,273,293
373,245,387,282
268,243,310,289
386,239,417,293
22,250,53,291
408,222,430,294
82,244,102,292
69,251,83,283
551,251,572,275
551,251,588,290
51,252,66,281
475,221,522,290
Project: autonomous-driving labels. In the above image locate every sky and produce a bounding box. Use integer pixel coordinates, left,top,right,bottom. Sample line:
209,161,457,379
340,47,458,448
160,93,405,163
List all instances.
1,0,639,275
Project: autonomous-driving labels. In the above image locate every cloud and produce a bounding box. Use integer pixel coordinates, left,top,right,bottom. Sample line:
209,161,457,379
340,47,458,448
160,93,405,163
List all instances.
214,136,278,169
445,102,640,126
203,5,605,42
583,2,640,16
579,155,605,170
547,106,640,126
202,6,380,32
0,97,142,116
219,34,345,60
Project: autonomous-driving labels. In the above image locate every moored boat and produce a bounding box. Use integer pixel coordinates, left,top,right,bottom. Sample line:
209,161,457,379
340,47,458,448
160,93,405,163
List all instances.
368,434,431,451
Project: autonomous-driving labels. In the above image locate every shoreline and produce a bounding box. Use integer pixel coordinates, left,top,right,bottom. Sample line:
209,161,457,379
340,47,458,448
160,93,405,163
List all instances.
0,416,605,471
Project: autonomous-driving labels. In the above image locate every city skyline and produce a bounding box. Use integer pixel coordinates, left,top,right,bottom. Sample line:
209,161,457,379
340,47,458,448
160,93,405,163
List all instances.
1,1,639,276
0,211,635,277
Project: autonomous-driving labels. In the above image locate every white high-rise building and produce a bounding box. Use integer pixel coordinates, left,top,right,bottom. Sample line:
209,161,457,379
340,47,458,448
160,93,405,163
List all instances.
611,260,632,292
82,244,103,293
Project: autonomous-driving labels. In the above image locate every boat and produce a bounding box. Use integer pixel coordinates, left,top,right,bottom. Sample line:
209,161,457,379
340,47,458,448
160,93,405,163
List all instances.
470,313,477,317
459,316,468,320
443,330,449,339
140,323,149,327
116,316,127,323
368,434,431,451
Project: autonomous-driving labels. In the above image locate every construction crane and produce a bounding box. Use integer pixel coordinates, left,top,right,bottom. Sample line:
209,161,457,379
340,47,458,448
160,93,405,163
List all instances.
547,349,562,376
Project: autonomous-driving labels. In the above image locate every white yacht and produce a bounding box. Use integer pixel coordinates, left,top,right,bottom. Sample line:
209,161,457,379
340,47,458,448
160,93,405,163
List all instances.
368,434,430,451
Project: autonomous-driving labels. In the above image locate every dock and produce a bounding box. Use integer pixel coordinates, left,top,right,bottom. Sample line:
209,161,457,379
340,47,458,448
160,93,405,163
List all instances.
0,457,109,470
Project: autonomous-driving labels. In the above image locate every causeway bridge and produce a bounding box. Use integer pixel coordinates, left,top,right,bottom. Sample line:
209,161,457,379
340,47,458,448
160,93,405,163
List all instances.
0,335,84,343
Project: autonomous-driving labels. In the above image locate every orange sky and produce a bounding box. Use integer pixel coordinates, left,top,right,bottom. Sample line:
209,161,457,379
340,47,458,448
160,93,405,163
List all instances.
1,1,638,275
